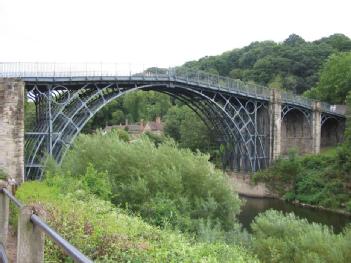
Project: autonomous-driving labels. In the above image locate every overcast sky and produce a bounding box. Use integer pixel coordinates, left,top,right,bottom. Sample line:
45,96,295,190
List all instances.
0,0,350,68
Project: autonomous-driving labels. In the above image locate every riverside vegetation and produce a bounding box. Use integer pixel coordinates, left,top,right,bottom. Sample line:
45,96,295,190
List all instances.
253,51,351,213
18,34,351,262
15,131,351,262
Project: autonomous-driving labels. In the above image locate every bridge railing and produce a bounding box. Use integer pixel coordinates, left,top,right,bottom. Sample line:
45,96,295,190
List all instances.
0,62,345,116
0,185,92,263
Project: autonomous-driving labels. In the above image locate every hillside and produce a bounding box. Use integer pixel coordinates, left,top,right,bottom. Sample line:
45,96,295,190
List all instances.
180,33,351,94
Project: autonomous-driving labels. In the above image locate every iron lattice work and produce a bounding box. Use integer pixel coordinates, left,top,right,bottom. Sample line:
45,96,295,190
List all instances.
25,81,270,179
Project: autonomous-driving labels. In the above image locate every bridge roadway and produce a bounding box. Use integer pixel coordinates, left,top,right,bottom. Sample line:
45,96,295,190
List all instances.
0,63,346,180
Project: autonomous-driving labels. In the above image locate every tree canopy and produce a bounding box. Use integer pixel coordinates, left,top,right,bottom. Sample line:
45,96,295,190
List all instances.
181,33,351,94
304,51,351,104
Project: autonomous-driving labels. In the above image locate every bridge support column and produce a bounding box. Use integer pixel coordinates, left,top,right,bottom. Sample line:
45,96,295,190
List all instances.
312,102,321,154
269,89,282,161
0,79,24,184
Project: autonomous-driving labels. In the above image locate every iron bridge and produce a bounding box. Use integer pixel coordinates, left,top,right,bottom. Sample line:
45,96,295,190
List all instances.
0,63,346,179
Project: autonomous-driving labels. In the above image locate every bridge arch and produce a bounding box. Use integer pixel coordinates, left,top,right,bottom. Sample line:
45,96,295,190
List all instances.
321,117,343,148
25,81,269,179
281,106,312,154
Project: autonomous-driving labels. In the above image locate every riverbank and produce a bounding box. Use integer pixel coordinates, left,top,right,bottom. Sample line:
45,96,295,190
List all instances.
228,172,277,198
228,172,351,217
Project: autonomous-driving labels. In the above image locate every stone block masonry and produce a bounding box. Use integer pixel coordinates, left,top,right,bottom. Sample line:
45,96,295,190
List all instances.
0,79,24,183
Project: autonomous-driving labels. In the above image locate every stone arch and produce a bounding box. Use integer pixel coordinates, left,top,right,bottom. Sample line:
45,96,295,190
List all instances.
281,107,312,154
321,117,343,148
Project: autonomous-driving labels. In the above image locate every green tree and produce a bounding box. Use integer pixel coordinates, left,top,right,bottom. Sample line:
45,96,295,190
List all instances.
315,33,351,52
164,105,214,153
305,52,351,104
283,34,306,46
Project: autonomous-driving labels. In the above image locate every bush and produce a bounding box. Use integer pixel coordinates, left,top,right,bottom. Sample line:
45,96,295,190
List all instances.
52,132,242,235
15,181,258,262
110,128,130,142
253,149,301,196
0,169,6,180
251,210,351,263
253,149,351,210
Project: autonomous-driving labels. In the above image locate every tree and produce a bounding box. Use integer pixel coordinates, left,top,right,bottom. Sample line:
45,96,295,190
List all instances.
283,34,306,46
315,33,351,52
304,52,351,104
164,105,214,153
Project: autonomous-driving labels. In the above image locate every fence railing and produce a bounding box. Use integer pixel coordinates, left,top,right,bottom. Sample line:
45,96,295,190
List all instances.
0,62,345,116
0,185,93,263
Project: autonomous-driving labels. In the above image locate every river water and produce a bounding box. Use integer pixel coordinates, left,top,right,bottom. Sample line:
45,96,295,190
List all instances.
238,196,351,233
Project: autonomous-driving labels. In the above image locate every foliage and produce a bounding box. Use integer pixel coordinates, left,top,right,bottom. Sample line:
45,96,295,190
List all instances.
164,105,215,153
181,34,351,94
53,132,242,234
142,131,166,146
0,169,6,180
15,181,258,262
83,91,171,133
251,210,351,263
253,149,351,211
305,51,351,104
254,89,351,211
109,128,130,142
24,100,36,132
252,149,301,196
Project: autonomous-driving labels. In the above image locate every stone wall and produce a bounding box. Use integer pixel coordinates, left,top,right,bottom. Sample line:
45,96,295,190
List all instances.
281,109,312,154
0,79,24,183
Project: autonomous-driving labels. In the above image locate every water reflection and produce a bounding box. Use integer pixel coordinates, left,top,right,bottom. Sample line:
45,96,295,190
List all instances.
238,195,351,233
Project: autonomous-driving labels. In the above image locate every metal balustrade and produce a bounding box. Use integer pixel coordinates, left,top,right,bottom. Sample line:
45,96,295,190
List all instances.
0,62,345,116
0,186,93,263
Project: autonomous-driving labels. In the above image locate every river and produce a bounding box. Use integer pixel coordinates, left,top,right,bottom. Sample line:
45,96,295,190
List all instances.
238,196,351,233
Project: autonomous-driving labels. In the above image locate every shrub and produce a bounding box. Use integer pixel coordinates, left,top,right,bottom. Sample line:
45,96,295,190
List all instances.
253,149,351,210
251,210,351,263
110,128,130,142
142,131,166,146
0,169,6,180
56,132,242,234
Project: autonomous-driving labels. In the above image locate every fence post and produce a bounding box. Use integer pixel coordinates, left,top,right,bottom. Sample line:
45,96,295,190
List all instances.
0,182,9,248
17,206,44,263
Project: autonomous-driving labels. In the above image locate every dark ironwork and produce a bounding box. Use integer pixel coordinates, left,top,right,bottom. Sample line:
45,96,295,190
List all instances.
24,81,269,179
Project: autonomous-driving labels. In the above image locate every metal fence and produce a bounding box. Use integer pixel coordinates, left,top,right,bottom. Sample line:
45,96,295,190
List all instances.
0,62,345,115
0,186,93,263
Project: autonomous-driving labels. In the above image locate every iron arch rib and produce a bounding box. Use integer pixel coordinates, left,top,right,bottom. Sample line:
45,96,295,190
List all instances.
25,81,269,179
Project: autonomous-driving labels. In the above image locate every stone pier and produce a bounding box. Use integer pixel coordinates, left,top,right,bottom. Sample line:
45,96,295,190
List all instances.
312,102,321,154
269,89,282,161
0,79,24,183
